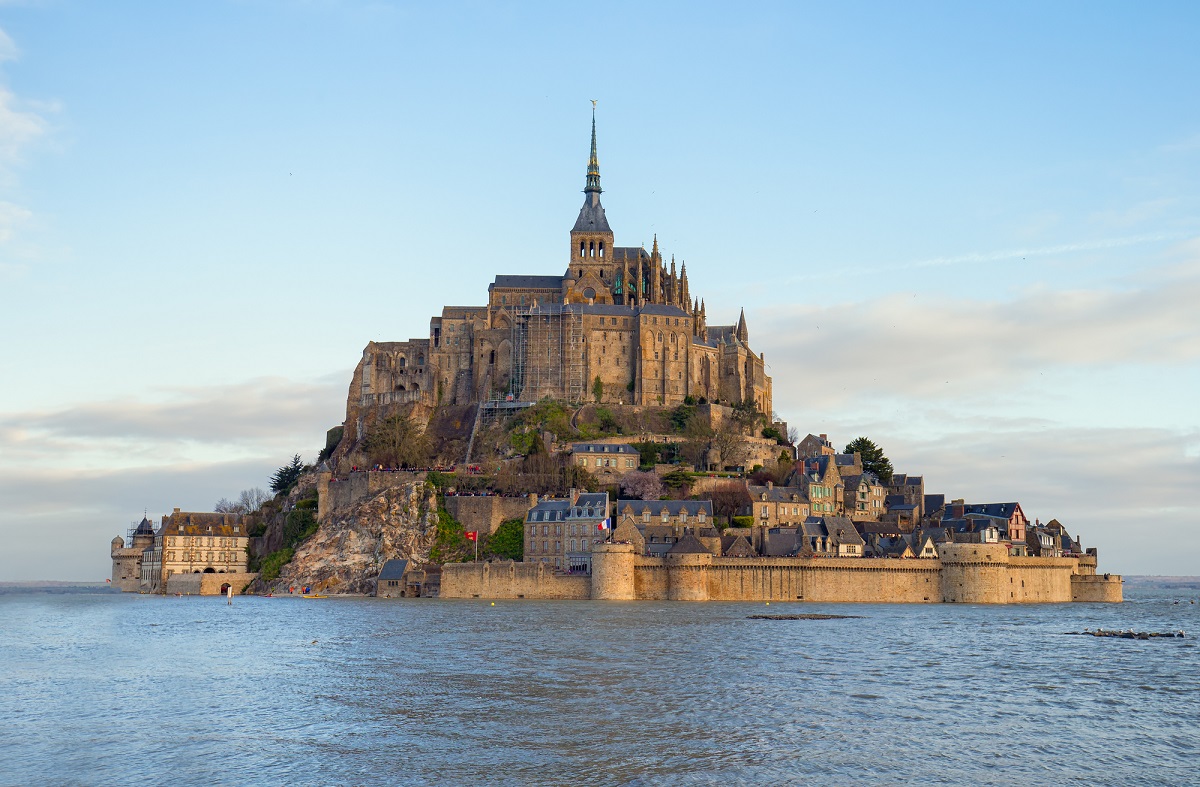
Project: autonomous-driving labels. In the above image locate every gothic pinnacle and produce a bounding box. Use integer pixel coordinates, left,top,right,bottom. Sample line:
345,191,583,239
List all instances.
585,102,601,194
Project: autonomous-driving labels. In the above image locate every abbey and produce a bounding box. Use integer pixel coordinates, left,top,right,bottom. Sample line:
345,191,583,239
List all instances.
345,113,771,436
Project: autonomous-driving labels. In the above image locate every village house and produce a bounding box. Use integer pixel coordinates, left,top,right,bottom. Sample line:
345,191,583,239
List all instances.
568,442,640,482
614,498,717,557
788,456,844,517
525,490,609,571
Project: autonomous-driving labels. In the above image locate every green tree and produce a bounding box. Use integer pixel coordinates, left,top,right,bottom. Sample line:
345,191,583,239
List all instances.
487,517,525,561
592,375,604,403
270,454,305,493
844,436,894,484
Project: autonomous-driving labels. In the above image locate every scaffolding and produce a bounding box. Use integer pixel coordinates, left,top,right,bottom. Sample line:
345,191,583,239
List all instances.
509,303,585,404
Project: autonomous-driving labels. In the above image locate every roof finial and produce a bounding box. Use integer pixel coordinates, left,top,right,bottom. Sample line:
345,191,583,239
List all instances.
585,101,601,194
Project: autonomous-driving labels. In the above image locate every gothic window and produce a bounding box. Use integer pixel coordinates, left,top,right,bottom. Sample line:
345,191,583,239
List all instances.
417,353,424,366
589,241,595,258
657,332,663,342
489,350,495,364
599,242,605,258
399,356,406,368
580,241,585,258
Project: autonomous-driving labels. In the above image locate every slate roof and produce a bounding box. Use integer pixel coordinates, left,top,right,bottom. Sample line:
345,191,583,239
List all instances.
570,442,639,455
572,192,611,233
747,484,808,503
491,275,564,290
962,502,1021,519
639,304,690,317
377,559,408,581
527,493,610,522
722,535,756,557
667,533,711,555
833,453,859,467
134,516,155,535
924,494,946,513
616,499,714,517
612,247,650,261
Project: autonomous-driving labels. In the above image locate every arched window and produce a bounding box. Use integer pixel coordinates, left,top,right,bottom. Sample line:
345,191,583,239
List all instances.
657,332,663,342
580,241,585,258
398,356,406,368
599,242,605,258
417,353,425,366
589,241,595,258
489,350,496,364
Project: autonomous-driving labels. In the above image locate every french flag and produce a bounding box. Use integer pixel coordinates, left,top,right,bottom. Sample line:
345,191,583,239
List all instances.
597,518,611,530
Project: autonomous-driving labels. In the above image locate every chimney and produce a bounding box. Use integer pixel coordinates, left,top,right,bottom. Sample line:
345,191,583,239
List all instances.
528,493,538,509
767,480,774,490
570,488,579,505
820,433,827,441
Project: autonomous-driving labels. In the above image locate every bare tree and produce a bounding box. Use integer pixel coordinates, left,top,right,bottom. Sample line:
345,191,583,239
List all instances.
710,481,751,525
787,426,799,445
237,487,272,513
363,412,431,468
709,419,749,470
619,471,665,500
214,498,240,513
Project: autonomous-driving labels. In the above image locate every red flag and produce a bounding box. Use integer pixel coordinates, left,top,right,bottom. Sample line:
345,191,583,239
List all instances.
465,531,478,542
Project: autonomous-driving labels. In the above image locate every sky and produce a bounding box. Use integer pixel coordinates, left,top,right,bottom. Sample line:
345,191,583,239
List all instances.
0,0,1197,580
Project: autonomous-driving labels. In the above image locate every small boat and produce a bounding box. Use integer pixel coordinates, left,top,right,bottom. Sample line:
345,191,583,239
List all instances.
302,594,328,599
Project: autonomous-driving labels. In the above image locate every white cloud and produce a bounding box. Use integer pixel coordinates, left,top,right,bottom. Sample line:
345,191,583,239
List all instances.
781,232,1188,284
758,255,1200,406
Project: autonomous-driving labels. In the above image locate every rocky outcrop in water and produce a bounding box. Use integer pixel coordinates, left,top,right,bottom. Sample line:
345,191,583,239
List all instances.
268,480,438,595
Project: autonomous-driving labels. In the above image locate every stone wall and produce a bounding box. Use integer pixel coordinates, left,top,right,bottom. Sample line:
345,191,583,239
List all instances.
440,561,590,600
1071,574,1124,602
437,536,1121,604
444,495,534,536
165,572,259,596
323,470,427,517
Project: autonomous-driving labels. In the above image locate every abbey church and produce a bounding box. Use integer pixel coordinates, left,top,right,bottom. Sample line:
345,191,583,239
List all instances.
345,113,771,436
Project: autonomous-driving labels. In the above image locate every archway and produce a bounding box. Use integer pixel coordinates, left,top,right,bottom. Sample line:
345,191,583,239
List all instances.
220,583,231,595
203,567,216,573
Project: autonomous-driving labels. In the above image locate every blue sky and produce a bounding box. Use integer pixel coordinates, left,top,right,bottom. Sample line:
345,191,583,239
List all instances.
1,1,1197,579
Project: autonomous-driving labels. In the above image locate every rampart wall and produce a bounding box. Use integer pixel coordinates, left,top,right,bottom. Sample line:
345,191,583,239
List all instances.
440,561,590,600
439,545,1122,604
322,470,427,518
165,572,259,596
444,495,533,536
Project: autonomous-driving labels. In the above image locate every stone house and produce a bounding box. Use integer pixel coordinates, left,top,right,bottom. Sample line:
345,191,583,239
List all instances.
742,482,811,528
801,516,865,557
524,490,609,571
796,433,835,459
841,471,887,522
788,456,843,517
887,474,925,519
614,499,717,557
568,442,640,482
375,559,409,598
140,509,252,593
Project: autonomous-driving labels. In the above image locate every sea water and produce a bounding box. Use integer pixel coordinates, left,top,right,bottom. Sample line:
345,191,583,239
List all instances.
1,586,1197,786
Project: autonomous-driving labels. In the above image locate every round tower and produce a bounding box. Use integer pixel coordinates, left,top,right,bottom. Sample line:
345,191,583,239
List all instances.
665,533,714,601
591,542,637,600
666,551,712,601
938,542,1010,603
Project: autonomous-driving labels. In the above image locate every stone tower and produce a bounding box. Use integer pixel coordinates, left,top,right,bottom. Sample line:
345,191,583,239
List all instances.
567,107,616,300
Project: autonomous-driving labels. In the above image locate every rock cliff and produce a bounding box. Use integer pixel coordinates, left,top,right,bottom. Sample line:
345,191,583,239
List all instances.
268,480,438,595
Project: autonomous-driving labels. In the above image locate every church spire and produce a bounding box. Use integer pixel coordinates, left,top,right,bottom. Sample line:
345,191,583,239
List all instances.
585,103,601,194
736,307,748,342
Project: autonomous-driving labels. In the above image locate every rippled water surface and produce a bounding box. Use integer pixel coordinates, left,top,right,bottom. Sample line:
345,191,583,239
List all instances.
3,588,1198,786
